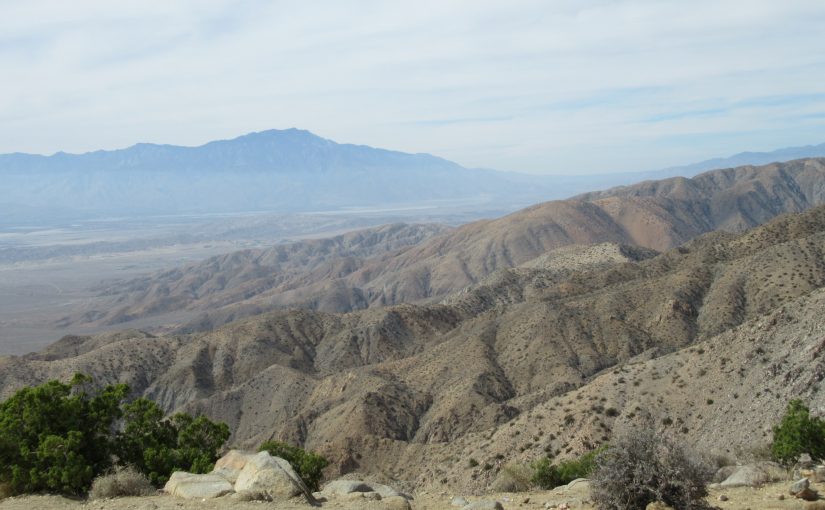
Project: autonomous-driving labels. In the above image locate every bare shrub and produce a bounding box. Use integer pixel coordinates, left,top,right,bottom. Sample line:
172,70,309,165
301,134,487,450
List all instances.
490,463,532,492
590,428,712,510
89,466,154,499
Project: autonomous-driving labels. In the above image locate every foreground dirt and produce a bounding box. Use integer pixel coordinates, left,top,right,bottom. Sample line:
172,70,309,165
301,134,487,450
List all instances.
1,480,822,510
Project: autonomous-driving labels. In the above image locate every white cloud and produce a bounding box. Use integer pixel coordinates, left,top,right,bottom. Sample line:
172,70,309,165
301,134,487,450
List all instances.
1,0,824,173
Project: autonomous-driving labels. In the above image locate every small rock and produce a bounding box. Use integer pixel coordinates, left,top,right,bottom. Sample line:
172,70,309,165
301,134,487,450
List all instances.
778,493,785,500
451,496,469,507
791,478,811,495
718,494,729,501
816,466,825,482
523,496,531,504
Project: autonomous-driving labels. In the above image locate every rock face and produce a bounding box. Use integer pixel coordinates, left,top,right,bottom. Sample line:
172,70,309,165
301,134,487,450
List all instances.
211,449,253,483
163,472,233,499
165,450,312,502
233,451,305,500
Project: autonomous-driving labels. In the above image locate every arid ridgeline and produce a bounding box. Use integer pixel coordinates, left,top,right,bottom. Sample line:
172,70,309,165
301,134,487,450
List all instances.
61,158,825,335
3,197,825,493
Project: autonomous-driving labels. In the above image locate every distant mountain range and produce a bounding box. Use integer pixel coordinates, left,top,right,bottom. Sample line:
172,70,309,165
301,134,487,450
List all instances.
0,129,550,222
2,129,824,224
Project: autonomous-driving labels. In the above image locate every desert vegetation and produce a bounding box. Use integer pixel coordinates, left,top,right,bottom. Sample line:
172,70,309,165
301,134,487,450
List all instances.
771,399,825,465
0,374,229,496
589,427,712,510
258,440,329,491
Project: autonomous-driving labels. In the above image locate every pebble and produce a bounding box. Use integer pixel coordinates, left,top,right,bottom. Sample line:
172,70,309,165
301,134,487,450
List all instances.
718,494,729,501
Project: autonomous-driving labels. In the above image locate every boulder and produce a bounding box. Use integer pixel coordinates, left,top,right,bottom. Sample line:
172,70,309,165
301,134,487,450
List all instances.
369,482,412,500
321,479,412,500
212,449,255,483
322,479,375,496
566,478,589,489
234,451,308,501
720,462,787,487
791,478,820,501
713,465,738,483
163,472,233,499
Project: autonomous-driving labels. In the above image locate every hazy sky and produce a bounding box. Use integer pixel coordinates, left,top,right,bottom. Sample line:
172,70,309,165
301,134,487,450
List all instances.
2,0,825,174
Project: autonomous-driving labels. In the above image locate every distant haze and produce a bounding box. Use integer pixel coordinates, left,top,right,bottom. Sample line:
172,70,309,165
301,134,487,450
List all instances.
2,1,825,173
3,128,825,224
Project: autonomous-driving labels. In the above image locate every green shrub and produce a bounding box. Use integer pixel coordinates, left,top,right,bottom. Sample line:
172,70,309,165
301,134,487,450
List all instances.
117,399,230,486
0,374,229,495
531,446,604,489
0,374,126,495
259,440,329,491
771,399,825,465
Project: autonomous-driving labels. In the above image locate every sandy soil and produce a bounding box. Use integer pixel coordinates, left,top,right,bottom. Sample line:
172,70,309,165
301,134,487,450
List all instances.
1,480,821,510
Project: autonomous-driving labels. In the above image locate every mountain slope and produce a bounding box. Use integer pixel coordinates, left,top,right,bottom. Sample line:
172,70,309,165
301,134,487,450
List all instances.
4,205,825,492
66,158,825,332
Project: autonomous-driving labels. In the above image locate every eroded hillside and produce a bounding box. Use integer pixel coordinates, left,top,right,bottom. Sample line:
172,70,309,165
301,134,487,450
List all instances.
61,158,825,334
4,205,825,493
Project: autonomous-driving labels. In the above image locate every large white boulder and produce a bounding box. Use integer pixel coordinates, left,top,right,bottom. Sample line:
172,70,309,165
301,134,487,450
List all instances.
234,451,305,500
163,471,234,499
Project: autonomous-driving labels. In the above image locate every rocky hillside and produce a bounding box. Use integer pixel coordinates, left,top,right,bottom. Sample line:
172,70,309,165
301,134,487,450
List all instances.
64,158,825,333
4,205,825,493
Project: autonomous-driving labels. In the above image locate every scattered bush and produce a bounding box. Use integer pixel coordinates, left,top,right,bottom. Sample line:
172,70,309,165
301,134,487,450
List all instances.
590,428,712,510
259,440,329,491
771,399,825,465
468,458,479,467
531,446,604,489
89,466,154,499
492,463,532,492
0,374,229,496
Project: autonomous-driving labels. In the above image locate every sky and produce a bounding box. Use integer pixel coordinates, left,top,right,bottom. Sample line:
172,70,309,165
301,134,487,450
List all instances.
2,0,825,175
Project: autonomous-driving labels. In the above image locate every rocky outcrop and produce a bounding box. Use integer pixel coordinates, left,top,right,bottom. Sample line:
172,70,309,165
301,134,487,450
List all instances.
163,472,233,499
164,450,313,503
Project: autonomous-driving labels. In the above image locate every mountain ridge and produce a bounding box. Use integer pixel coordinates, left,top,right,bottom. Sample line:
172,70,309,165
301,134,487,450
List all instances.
60,158,825,333
4,204,825,493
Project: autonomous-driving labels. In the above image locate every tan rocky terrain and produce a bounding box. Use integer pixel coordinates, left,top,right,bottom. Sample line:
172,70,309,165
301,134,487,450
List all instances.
3,205,825,496
0,480,820,509
62,158,825,334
